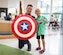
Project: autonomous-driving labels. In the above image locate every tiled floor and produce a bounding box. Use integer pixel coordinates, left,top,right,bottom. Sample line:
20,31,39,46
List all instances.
0,27,62,55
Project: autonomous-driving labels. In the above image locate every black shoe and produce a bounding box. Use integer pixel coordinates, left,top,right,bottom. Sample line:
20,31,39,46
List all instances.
27,44,31,51
27,48,31,51
19,47,21,49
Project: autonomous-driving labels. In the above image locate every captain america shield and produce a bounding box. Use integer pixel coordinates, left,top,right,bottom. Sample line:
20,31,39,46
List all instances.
12,14,37,40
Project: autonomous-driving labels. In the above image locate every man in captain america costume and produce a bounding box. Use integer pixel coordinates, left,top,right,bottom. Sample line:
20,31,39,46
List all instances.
18,4,35,51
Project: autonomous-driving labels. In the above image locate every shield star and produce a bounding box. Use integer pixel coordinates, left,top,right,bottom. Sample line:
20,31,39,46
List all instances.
21,22,29,31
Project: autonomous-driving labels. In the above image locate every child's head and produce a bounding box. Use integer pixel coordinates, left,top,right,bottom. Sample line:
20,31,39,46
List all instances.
35,9,41,17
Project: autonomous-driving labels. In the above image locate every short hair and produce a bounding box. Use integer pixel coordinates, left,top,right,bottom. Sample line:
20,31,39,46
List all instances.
35,8,40,12
9,13,11,15
27,4,33,7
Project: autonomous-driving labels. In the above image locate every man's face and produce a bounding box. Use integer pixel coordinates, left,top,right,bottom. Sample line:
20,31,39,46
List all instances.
26,6,33,14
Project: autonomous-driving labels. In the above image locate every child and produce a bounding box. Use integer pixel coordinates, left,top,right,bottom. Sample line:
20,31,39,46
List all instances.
35,9,48,54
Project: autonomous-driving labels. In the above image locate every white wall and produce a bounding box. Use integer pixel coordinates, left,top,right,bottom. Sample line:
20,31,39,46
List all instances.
8,0,19,8
0,0,8,8
0,0,38,16
8,0,24,15
8,0,20,14
8,0,38,16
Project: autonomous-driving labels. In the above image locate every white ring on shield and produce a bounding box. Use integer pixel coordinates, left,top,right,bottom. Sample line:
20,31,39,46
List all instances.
14,16,35,38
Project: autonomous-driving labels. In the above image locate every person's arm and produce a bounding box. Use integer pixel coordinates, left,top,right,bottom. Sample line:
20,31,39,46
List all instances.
42,18,48,23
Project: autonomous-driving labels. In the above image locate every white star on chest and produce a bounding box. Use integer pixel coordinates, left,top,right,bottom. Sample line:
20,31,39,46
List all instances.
21,23,28,30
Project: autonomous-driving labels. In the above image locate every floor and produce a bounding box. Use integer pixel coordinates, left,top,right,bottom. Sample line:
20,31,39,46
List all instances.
0,27,62,55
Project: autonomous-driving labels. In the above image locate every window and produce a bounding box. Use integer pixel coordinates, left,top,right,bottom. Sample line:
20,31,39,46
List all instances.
38,0,51,13
37,0,62,22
